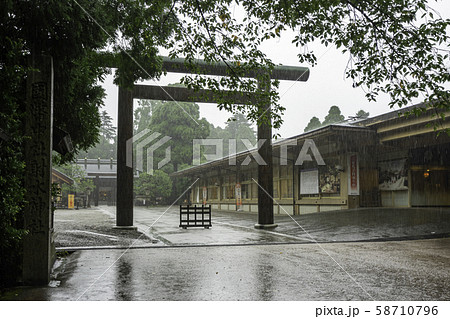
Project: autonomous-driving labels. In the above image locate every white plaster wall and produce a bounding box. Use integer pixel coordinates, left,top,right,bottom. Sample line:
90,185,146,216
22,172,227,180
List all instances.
319,205,341,212
279,205,293,215
299,205,318,214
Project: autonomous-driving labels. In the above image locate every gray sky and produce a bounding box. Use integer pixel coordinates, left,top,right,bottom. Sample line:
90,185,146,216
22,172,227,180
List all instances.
100,1,450,138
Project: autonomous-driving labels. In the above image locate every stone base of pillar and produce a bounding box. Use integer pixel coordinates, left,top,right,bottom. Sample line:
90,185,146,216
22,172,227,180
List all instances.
254,223,278,230
113,226,138,231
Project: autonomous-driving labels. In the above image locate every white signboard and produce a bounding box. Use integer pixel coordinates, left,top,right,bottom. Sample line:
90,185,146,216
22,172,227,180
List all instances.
300,169,319,195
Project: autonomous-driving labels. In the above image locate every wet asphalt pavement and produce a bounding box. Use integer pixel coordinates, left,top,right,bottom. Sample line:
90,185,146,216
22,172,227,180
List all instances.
55,205,450,248
1,206,449,301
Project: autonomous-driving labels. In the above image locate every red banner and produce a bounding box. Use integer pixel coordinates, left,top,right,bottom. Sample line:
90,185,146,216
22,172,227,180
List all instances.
235,183,242,209
348,154,359,195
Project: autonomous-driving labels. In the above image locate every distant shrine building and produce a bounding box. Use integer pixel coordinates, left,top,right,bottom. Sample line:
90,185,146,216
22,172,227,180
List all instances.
172,103,450,213
76,158,118,206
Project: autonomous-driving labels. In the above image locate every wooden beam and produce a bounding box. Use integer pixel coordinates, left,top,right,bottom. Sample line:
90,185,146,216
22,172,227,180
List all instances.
97,53,309,81
161,57,310,81
379,122,450,143
133,85,253,104
376,112,450,133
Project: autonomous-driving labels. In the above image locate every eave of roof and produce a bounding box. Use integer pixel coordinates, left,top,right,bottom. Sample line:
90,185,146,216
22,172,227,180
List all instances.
355,102,428,127
52,168,75,185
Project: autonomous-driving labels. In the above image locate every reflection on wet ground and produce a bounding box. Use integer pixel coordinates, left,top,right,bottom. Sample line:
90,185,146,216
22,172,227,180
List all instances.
265,207,450,243
53,206,450,248
4,238,449,301
107,206,450,247
2,206,448,301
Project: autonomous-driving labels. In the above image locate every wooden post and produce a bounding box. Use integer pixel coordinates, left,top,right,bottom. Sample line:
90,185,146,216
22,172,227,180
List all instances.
255,76,277,229
23,55,54,284
94,175,100,206
116,86,135,228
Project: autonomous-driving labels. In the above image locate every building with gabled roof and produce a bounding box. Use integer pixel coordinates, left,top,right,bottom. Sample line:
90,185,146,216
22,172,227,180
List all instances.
172,102,450,214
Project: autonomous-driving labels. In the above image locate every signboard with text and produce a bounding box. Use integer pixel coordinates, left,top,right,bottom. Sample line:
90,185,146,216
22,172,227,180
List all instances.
68,194,75,209
348,154,359,195
235,183,242,210
300,169,319,195
202,186,207,205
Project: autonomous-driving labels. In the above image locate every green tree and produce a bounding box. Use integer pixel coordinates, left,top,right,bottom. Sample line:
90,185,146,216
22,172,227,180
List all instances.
304,116,322,132
3,0,449,159
133,96,210,172
171,0,449,130
146,99,210,172
225,114,256,141
78,110,117,159
207,113,257,156
322,106,346,126
134,171,173,204
134,99,156,135
208,123,228,141
99,111,116,142
0,38,28,287
206,123,229,159
2,1,179,164
355,110,370,119
172,163,195,204
133,93,211,203
225,113,257,154
0,1,221,284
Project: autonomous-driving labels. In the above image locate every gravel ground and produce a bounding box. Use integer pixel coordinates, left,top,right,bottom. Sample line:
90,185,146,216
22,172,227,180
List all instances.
54,207,157,248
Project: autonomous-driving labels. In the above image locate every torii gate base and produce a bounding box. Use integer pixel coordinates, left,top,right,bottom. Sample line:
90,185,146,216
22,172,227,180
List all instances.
254,224,278,229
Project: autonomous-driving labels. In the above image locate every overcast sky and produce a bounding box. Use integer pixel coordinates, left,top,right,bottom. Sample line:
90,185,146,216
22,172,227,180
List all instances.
100,1,450,138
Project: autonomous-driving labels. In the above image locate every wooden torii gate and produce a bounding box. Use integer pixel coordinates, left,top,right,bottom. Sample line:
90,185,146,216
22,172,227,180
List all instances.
115,58,309,229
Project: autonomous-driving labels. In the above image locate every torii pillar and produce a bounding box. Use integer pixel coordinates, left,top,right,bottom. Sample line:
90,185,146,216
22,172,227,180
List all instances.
115,86,136,229
254,76,276,229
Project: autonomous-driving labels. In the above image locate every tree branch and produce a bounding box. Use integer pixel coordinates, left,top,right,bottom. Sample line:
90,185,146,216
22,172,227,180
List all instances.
194,0,241,80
